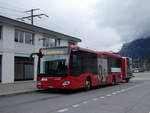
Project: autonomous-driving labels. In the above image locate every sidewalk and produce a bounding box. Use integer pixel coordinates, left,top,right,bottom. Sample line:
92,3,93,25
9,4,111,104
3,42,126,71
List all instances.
0,81,38,96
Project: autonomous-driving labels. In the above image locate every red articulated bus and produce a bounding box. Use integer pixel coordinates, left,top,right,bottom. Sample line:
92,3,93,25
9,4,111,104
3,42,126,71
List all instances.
32,46,132,90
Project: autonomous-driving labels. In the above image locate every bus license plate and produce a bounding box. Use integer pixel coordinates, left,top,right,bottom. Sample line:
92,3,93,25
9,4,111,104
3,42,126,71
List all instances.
49,86,53,88
41,78,48,81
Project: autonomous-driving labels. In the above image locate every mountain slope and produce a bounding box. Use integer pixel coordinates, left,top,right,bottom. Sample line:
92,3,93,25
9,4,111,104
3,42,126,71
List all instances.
119,38,150,59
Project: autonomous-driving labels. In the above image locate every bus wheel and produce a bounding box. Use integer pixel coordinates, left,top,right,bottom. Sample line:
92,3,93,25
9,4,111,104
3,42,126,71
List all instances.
126,78,130,83
85,78,91,91
112,76,116,85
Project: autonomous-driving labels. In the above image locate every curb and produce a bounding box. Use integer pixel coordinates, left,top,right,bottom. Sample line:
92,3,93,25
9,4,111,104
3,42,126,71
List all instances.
0,89,39,97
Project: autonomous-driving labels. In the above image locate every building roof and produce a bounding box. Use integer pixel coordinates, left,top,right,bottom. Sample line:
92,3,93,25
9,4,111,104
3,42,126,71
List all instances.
0,15,81,42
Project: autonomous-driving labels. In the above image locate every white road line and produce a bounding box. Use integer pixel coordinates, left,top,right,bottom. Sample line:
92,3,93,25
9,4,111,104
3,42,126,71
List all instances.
120,89,125,92
83,101,88,104
116,91,121,93
113,81,150,95
58,81,150,113
124,81,150,91
106,94,111,97
72,104,80,108
57,108,69,112
112,92,116,95
92,98,98,101
100,96,105,99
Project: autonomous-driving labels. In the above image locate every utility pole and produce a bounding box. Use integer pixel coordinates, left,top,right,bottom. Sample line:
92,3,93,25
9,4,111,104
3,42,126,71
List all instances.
17,8,48,25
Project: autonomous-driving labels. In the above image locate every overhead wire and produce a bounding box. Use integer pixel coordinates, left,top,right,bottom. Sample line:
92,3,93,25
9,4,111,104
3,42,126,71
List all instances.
0,1,50,25
0,1,30,19
0,6,25,14
0,3,30,22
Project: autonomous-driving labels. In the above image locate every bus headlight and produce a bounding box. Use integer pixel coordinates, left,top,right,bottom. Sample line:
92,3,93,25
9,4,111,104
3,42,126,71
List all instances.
37,81,41,85
62,81,71,86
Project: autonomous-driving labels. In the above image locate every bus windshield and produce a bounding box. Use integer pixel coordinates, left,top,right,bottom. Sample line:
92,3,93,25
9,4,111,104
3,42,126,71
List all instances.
39,54,68,77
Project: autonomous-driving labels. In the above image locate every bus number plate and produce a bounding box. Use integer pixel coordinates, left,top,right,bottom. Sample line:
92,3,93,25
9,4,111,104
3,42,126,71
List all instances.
41,78,48,81
49,86,53,88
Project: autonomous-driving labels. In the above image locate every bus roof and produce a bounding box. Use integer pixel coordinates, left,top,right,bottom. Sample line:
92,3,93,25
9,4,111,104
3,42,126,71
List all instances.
70,46,98,55
40,46,123,58
102,52,122,59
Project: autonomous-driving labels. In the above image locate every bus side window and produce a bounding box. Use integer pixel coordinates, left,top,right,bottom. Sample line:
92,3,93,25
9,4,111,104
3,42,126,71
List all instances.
72,55,78,65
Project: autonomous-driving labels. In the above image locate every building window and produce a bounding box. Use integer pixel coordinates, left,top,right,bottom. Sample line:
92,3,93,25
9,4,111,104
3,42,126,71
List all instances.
0,26,2,40
43,37,55,47
15,29,34,45
15,30,24,43
56,39,61,47
43,38,49,47
25,32,34,45
49,39,55,47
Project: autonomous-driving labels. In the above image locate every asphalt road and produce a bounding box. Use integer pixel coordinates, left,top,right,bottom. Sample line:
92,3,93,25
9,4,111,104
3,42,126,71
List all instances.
0,72,150,113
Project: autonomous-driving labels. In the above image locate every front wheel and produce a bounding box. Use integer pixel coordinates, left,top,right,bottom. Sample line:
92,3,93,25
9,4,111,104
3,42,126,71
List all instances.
125,78,130,83
85,78,91,91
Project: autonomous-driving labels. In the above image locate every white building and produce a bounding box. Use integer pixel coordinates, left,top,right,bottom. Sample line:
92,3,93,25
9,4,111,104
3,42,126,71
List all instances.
0,15,81,84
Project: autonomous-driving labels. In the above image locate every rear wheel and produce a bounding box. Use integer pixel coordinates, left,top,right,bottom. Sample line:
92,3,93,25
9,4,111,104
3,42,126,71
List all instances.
112,76,116,85
85,78,91,91
125,78,130,83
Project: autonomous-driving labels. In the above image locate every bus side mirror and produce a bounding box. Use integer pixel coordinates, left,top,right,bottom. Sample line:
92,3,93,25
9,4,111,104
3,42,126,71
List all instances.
30,53,40,61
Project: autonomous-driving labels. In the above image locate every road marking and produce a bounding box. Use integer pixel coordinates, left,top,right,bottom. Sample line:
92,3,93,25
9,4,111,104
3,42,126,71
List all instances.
116,91,121,93
121,89,125,92
100,96,105,99
112,92,116,95
57,108,69,112
106,94,111,97
58,81,150,113
83,101,88,104
72,104,80,108
92,98,98,101
124,81,150,91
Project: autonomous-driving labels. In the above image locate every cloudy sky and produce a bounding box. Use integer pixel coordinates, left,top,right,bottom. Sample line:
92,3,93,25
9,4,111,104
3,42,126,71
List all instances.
0,0,150,52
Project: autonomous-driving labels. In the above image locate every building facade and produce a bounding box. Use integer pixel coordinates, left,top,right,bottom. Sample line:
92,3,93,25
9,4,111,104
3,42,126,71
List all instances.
0,16,81,83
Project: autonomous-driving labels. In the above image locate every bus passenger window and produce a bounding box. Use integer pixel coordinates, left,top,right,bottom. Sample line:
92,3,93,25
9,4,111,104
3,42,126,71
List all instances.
70,54,80,76
72,55,78,65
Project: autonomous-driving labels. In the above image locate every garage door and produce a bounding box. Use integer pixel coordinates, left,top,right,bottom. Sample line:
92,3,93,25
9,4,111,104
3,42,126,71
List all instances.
15,57,34,81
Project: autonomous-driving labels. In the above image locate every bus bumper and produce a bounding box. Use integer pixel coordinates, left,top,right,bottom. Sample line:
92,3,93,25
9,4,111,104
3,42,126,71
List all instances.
36,77,81,90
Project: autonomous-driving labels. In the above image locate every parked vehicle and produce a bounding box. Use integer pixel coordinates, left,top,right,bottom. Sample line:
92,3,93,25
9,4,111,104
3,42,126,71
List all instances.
132,68,145,73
